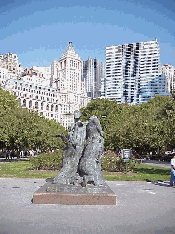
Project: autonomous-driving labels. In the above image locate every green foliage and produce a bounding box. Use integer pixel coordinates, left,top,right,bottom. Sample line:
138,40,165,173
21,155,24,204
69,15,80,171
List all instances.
101,150,136,172
80,95,175,156
30,150,63,170
0,160,170,181
0,87,66,151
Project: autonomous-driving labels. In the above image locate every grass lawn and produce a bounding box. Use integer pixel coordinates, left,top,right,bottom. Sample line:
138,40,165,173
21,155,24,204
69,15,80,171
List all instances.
0,160,57,179
104,163,170,182
0,160,171,182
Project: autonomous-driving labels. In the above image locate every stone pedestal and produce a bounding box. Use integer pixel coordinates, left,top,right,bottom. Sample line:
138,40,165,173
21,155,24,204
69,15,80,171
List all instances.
33,182,116,205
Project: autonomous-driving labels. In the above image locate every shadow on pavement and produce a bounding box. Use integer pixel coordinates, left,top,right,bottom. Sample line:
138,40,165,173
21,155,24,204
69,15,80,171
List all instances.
150,181,174,188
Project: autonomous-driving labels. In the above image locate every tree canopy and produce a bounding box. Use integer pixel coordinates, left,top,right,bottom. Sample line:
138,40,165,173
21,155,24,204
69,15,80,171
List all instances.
80,96,175,155
0,87,65,151
1,86,174,156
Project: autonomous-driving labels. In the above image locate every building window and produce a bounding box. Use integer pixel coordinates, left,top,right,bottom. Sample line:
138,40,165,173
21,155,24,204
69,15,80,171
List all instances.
29,100,32,108
23,99,26,107
41,102,43,110
55,105,58,112
35,102,38,109
51,104,54,111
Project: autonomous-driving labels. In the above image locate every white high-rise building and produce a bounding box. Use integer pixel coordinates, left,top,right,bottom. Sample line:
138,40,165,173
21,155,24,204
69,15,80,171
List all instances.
103,38,170,104
161,63,175,93
50,42,90,128
51,42,81,92
82,57,105,99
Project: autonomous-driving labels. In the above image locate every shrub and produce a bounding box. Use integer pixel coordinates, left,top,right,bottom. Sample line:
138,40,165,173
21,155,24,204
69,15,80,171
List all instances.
101,150,136,172
30,150,63,170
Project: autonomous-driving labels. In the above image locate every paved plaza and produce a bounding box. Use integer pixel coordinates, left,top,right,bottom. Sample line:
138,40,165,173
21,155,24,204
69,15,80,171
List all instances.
0,178,175,234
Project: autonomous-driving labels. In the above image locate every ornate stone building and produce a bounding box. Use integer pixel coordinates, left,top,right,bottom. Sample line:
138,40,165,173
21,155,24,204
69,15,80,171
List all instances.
50,42,90,128
0,53,23,76
0,43,90,129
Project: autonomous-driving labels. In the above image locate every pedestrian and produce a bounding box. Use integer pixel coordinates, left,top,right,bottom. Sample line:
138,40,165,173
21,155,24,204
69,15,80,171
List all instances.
6,151,9,160
10,150,15,160
170,155,175,186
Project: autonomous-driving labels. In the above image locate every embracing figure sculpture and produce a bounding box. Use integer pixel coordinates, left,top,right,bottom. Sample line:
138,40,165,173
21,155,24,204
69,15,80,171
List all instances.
53,110,86,185
53,111,105,187
79,115,105,186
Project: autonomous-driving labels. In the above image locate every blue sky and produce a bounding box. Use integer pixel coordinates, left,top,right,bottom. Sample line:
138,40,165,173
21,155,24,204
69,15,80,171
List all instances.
0,0,175,68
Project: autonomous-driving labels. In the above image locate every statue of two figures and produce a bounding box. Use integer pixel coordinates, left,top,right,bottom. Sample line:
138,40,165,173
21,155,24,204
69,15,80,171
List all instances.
53,111,105,187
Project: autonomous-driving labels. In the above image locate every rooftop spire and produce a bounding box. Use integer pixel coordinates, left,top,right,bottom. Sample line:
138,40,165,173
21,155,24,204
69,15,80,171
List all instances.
59,42,80,61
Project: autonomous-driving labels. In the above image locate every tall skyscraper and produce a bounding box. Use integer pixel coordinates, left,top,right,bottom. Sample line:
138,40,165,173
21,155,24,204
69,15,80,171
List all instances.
161,63,175,93
103,38,170,104
49,42,90,128
82,57,105,99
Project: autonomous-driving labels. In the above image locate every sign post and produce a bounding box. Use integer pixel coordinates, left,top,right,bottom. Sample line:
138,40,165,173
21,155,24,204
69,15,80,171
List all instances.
122,149,132,173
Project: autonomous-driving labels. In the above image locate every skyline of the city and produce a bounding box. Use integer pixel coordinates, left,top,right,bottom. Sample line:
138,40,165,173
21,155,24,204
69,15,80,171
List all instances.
0,40,174,129
0,0,175,68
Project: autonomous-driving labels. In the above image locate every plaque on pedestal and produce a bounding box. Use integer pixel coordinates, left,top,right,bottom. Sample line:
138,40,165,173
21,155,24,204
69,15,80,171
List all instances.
33,182,116,205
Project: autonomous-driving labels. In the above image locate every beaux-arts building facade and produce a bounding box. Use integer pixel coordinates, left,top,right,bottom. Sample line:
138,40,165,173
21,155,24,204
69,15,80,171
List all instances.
0,43,90,129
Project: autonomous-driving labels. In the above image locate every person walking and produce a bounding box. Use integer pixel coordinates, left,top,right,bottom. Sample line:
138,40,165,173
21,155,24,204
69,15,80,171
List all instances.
6,151,9,160
170,155,175,186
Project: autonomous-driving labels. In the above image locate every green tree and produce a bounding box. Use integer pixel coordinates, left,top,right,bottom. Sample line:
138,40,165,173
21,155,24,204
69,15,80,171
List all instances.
80,95,175,157
0,87,65,151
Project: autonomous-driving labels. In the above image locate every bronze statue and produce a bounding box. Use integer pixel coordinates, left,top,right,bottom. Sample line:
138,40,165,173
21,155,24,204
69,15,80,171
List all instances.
79,115,105,186
53,111,104,187
53,110,86,185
